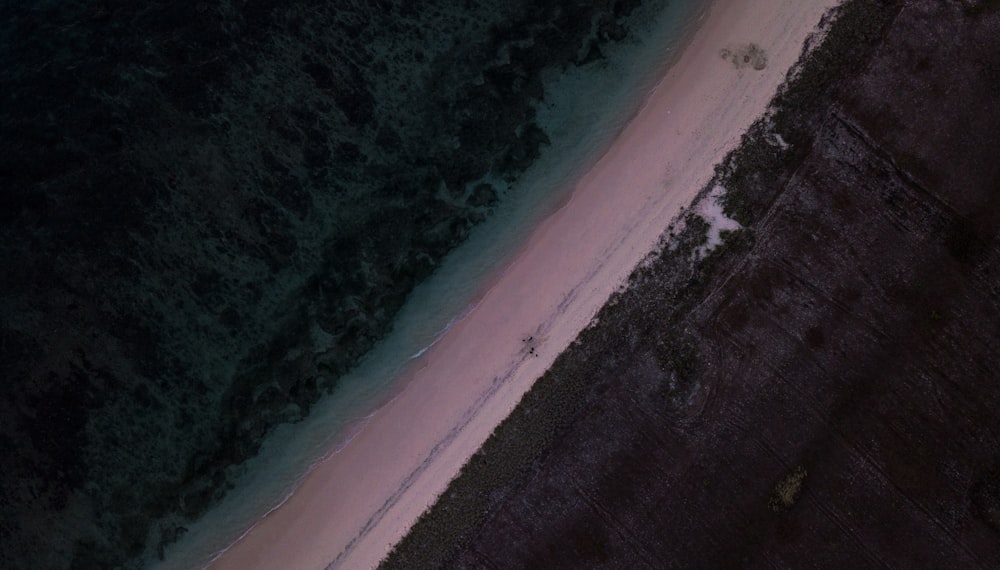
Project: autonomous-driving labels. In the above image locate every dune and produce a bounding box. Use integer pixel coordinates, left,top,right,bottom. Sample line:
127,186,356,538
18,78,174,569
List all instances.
206,0,840,568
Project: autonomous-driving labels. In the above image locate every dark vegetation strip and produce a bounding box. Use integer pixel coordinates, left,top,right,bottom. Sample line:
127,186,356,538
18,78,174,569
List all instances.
379,1,904,568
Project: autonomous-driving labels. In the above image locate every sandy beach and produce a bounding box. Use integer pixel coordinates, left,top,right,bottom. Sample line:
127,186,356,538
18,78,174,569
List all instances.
206,1,839,568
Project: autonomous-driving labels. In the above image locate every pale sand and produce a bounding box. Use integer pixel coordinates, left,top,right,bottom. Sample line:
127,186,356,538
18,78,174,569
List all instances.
208,1,838,568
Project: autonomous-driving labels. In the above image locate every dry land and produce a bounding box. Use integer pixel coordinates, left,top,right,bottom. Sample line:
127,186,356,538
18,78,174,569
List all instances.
384,0,1000,568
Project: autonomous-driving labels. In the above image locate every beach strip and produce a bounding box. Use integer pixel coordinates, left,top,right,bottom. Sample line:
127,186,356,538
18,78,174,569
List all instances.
207,1,839,568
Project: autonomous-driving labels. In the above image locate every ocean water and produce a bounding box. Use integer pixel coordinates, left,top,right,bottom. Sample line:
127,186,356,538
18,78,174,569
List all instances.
0,1,707,568
153,1,709,568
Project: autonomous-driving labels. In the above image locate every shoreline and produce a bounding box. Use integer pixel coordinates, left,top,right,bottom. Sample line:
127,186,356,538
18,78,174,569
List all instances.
150,3,709,566
204,1,840,568
386,1,1000,566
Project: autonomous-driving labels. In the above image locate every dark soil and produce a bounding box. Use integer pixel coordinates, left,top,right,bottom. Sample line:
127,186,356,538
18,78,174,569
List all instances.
383,1,1000,568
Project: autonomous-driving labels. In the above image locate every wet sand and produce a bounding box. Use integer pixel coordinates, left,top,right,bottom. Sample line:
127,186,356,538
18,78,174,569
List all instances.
207,1,840,568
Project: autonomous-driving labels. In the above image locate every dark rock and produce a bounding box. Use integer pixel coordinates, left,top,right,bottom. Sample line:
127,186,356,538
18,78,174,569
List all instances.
467,183,499,209
337,141,365,163
577,40,605,66
375,125,401,149
332,60,374,127
499,122,551,175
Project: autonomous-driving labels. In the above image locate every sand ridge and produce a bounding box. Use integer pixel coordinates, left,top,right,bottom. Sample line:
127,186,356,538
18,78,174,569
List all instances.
204,0,841,568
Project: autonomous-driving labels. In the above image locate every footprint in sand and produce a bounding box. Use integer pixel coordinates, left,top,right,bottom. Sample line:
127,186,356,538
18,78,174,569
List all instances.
719,43,768,70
